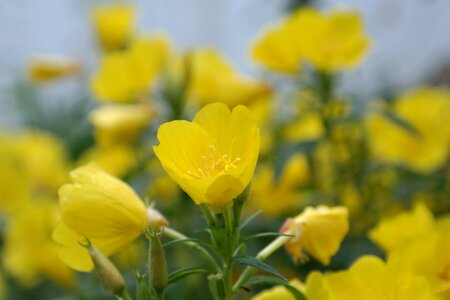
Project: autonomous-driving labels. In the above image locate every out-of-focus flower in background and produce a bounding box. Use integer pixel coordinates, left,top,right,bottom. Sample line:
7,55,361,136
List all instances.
27,54,81,83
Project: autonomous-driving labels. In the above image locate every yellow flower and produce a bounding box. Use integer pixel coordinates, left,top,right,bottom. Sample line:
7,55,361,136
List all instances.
154,102,260,212
366,87,450,173
249,154,309,216
283,113,324,142
300,9,371,72
90,104,154,146
27,54,80,83
369,202,435,253
3,200,73,287
251,279,305,300
91,3,135,51
92,35,170,102
306,255,436,300
252,8,370,73
189,49,270,107
53,164,148,271
281,206,349,265
11,131,69,191
77,145,137,178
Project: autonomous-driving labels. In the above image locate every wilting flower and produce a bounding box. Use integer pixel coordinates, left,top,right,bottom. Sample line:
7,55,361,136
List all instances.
89,104,154,146
252,279,305,300
53,164,150,271
91,3,135,51
281,206,349,265
252,8,370,73
249,154,309,216
188,49,270,107
305,255,436,300
366,87,450,173
3,200,73,287
92,35,170,102
28,54,80,83
154,103,260,212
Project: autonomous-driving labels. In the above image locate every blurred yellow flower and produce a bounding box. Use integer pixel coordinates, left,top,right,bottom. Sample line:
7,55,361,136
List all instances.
281,206,349,265
53,164,148,271
3,200,73,287
252,8,370,73
366,87,450,173
91,3,135,51
154,103,260,212
77,145,137,178
189,49,271,107
369,202,435,253
251,279,305,300
11,131,69,191
249,154,309,216
306,255,436,300
283,113,324,142
92,35,170,102
90,104,154,146
28,54,80,83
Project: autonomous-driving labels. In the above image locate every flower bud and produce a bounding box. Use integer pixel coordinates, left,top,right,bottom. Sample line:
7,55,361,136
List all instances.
149,233,168,293
87,243,126,296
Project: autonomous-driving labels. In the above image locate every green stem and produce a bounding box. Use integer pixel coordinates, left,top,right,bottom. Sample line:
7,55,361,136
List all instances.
222,208,236,300
163,227,220,272
232,233,292,292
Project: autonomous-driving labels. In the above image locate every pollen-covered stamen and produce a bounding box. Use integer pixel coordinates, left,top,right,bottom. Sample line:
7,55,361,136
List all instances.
186,142,242,178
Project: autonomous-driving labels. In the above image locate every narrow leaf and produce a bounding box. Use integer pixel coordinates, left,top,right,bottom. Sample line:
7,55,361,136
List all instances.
162,238,202,248
241,232,294,243
240,210,262,229
168,267,209,285
234,256,287,281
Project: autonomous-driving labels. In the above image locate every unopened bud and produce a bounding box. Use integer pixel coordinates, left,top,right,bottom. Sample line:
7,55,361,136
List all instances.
87,244,126,296
149,233,168,293
147,207,169,229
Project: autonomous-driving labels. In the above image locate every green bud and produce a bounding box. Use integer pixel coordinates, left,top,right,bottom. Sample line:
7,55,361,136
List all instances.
149,233,168,293
87,244,126,296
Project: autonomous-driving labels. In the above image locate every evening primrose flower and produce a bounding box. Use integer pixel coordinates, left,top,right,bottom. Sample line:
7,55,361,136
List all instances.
189,50,270,107
53,164,148,271
153,102,260,212
28,54,80,83
92,35,170,102
281,206,349,265
249,154,309,216
89,104,154,146
305,255,436,300
366,87,450,173
252,279,305,300
91,3,135,51
3,200,73,287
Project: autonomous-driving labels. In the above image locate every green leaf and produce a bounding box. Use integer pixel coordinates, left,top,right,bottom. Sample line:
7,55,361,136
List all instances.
234,256,287,281
240,210,262,230
241,232,294,243
162,238,202,248
168,267,209,285
246,276,306,300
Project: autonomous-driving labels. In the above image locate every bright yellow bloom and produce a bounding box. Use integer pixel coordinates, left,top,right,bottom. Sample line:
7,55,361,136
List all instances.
90,104,154,146
306,255,436,300
249,154,309,216
3,200,73,287
366,87,450,173
189,49,270,107
283,113,324,142
92,35,170,102
369,202,435,253
299,9,371,72
77,145,137,178
252,8,370,73
251,279,305,300
91,3,135,51
281,206,349,265
53,164,148,271
28,54,80,82
154,103,260,212
11,131,69,191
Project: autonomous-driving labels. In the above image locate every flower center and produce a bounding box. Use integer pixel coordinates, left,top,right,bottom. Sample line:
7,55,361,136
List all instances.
187,141,241,179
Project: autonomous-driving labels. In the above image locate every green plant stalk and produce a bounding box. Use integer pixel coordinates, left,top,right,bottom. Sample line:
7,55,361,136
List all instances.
232,232,293,292
163,227,220,272
222,208,236,300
